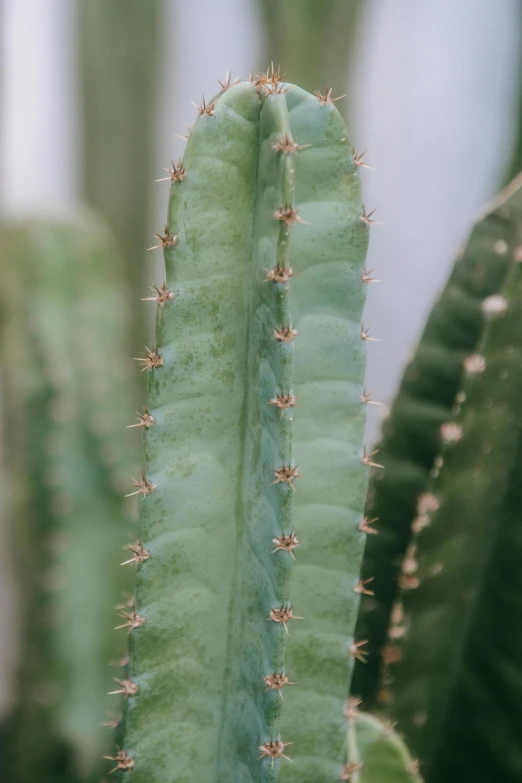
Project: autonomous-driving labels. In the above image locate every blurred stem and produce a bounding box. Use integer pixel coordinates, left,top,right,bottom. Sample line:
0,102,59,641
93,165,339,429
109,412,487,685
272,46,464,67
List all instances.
78,0,161,351
260,0,362,108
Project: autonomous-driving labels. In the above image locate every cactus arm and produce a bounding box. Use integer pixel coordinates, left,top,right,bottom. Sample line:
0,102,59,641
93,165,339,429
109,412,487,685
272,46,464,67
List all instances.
352,177,522,706
386,182,522,781
348,711,422,783
260,1,362,99
122,80,370,782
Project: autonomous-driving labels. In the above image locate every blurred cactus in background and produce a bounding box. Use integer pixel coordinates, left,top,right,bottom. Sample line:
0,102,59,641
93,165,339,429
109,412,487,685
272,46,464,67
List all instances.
260,0,362,106
0,215,138,782
79,0,160,348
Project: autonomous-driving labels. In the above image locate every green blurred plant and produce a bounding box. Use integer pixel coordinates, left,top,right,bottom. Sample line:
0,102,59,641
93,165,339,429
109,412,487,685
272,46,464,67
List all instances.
0,215,138,783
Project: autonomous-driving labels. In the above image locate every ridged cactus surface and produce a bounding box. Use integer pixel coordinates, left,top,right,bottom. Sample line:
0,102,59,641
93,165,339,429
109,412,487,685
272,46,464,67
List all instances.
366,178,522,782
0,217,136,782
352,177,521,706
120,77,371,782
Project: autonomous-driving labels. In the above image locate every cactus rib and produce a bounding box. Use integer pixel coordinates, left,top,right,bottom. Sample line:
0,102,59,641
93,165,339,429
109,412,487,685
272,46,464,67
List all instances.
121,79,370,782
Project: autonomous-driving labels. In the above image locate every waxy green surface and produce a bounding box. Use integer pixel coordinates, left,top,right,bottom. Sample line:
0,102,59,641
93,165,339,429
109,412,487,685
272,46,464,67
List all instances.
124,81,370,782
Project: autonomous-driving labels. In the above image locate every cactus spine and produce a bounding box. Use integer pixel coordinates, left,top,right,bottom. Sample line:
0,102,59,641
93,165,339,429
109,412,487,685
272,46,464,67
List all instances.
120,76,373,782
353,177,521,706
0,216,137,782
382,178,522,782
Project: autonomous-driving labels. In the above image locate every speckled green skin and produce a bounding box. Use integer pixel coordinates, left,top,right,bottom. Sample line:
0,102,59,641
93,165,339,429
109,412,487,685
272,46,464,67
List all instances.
0,218,136,782
346,712,421,783
352,178,521,707
386,179,522,783
124,80,370,782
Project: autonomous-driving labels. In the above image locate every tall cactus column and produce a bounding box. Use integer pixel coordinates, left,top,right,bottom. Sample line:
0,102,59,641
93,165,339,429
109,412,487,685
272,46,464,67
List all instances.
118,78,371,783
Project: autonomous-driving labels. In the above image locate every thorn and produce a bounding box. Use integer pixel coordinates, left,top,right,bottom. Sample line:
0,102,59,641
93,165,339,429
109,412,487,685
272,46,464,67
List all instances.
381,644,402,665
362,267,381,283
352,147,375,170
121,540,150,566
103,748,134,774
272,133,310,154
115,608,145,634
258,739,293,767
360,325,381,341
133,346,164,372
362,446,384,469
353,577,375,596
108,678,138,698
125,470,157,498
253,64,288,95
271,464,300,490
147,226,177,251
127,409,155,429
340,762,364,780
141,282,176,307
101,712,121,729
359,517,378,535
275,206,307,226
360,206,381,225
265,267,295,284
267,605,303,634
269,393,297,416
463,353,486,374
343,696,362,722
360,388,383,405
217,71,239,91
314,86,346,105
273,326,298,342
156,159,185,183
108,653,129,667
408,760,421,775
350,639,368,663
191,95,216,116
263,672,296,697
272,529,300,559
440,422,463,444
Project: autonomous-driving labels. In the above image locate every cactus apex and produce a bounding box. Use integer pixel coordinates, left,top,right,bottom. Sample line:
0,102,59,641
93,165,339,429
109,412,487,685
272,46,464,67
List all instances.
191,95,216,116
314,86,346,106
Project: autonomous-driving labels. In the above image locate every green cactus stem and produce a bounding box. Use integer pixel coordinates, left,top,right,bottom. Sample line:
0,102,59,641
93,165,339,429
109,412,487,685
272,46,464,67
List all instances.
352,176,522,707
342,705,422,783
119,76,371,782
380,179,522,782
0,216,137,782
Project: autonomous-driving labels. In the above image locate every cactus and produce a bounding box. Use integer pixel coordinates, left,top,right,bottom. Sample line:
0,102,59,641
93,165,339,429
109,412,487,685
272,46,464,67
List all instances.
260,0,362,100
0,216,138,782
352,176,522,706
114,75,377,782
79,0,160,348
354,177,522,782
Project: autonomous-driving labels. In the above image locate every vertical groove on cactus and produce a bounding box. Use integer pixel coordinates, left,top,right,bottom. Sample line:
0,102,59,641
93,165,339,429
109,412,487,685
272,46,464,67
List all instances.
121,78,370,782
